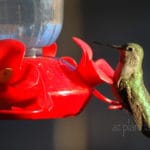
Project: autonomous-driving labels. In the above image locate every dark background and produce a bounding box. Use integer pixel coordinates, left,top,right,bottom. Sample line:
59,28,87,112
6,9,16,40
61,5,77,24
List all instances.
0,0,150,150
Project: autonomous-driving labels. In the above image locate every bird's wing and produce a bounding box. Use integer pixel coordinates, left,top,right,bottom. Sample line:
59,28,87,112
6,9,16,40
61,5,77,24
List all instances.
118,79,143,130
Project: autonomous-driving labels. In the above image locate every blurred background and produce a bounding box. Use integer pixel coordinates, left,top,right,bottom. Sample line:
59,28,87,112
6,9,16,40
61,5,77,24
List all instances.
0,0,150,149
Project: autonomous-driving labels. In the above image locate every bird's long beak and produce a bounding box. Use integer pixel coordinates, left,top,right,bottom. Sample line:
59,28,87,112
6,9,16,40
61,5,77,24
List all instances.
0,68,13,84
94,41,127,50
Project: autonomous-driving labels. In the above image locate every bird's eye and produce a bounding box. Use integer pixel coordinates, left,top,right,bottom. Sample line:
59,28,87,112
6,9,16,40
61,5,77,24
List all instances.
127,47,134,51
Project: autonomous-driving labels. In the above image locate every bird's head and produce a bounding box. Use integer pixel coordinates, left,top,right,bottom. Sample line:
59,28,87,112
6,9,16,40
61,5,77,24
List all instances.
94,41,144,70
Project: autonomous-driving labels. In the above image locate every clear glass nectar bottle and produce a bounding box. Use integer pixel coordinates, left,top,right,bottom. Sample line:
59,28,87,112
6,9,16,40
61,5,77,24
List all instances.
0,0,64,56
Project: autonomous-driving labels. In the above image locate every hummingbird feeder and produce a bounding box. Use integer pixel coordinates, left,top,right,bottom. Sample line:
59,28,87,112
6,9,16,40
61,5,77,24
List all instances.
0,0,121,119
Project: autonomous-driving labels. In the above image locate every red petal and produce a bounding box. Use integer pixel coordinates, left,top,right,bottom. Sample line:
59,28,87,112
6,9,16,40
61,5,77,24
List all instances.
0,39,25,70
42,43,57,57
78,60,113,85
0,63,40,102
93,89,120,105
95,59,114,79
93,62,114,84
61,56,78,67
73,37,114,85
0,40,25,83
72,37,93,66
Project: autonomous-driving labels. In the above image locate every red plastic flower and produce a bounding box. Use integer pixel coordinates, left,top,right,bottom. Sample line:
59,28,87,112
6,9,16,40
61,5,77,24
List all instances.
0,37,121,119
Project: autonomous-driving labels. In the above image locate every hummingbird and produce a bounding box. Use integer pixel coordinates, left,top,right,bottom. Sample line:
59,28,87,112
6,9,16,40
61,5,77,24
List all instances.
94,41,150,137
